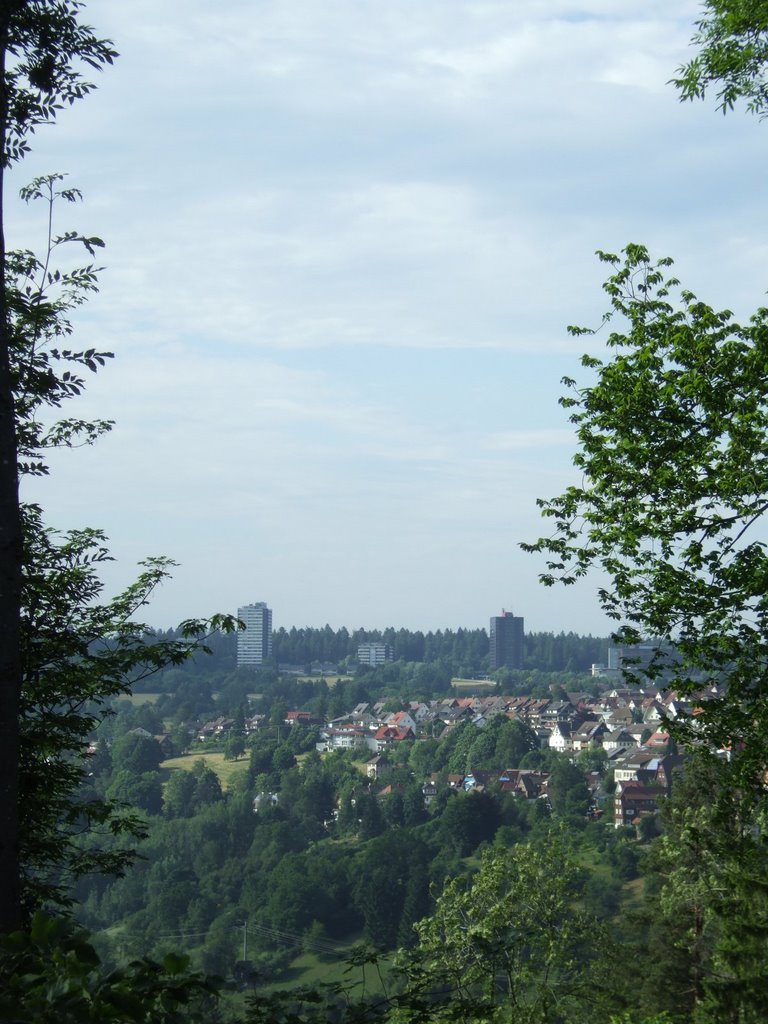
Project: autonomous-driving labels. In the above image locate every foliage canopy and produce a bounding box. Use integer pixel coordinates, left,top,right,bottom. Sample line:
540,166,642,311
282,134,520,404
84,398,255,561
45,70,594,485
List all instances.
2,0,118,165
8,178,239,913
523,244,768,783
673,0,768,118
0,0,117,933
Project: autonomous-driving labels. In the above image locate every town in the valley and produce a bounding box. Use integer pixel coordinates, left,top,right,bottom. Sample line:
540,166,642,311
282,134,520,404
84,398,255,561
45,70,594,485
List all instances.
185,602,715,832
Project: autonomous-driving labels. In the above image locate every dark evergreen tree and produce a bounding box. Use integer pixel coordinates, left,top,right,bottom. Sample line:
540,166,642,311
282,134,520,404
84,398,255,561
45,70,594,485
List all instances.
357,791,385,841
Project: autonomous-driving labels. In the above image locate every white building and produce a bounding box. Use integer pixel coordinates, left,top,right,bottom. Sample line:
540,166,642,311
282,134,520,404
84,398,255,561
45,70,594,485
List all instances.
357,642,393,666
237,602,273,667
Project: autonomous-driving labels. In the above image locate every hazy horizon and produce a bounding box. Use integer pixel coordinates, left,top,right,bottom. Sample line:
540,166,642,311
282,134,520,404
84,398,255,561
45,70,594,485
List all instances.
14,1,765,637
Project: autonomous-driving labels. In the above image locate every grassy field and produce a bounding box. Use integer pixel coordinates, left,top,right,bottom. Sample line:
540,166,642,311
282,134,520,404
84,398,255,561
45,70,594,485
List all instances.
160,751,248,791
218,944,392,1019
115,692,164,706
295,674,352,687
622,874,646,908
255,938,394,995
451,678,496,692
350,757,371,776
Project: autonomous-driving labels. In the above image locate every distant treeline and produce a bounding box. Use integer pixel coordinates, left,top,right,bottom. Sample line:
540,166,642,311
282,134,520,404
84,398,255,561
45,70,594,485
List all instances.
153,624,609,675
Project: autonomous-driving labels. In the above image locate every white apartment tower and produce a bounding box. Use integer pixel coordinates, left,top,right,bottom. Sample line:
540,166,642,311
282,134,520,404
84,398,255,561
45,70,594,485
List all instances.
237,602,273,667
357,642,393,666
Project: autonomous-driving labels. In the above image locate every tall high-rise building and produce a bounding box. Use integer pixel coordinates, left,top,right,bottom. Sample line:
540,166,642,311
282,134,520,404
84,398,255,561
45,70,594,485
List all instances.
237,602,273,667
357,642,393,666
489,610,524,670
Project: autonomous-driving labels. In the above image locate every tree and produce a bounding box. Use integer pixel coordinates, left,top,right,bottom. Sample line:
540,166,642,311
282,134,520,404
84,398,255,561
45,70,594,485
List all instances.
643,753,768,1022
19,502,235,913
0,911,218,1024
464,728,496,772
548,759,591,820
271,742,295,773
576,746,608,774
0,9,242,1021
493,716,537,766
163,770,196,819
192,764,223,809
0,0,117,934
402,781,427,827
357,790,385,840
445,720,478,773
672,1,768,119
106,770,162,817
523,244,768,786
436,789,501,857
382,788,405,828
399,835,606,1024
224,734,246,761
111,733,163,776
354,830,431,949
2,172,238,921
408,737,439,777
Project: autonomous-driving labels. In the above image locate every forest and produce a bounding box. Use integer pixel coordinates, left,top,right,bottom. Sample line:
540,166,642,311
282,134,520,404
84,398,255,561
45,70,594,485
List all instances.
60,662,768,1024
4,3,768,1024
154,623,608,679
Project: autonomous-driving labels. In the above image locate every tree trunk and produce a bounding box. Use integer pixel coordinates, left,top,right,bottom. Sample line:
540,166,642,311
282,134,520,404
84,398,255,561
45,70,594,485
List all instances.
0,10,24,933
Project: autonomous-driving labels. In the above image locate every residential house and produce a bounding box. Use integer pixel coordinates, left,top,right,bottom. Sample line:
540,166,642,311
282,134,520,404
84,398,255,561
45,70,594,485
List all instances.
284,710,314,727
640,699,665,724
603,728,635,753
653,753,684,790
612,748,659,783
153,734,175,759
422,780,438,808
376,783,405,801
407,702,431,723
571,720,608,751
548,721,573,753
366,754,391,780
373,725,414,752
533,727,552,749
539,700,577,728
497,769,549,799
253,791,279,812
514,699,552,728
317,726,371,752
463,770,495,792
645,728,672,748
385,710,417,733
196,717,235,742
601,707,635,730
614,781,665,827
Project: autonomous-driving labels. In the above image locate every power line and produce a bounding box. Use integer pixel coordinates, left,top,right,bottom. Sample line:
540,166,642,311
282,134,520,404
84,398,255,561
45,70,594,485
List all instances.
150,919,345,957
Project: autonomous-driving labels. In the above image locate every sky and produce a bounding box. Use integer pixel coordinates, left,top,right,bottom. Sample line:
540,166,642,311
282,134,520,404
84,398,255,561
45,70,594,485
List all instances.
10,0,768,636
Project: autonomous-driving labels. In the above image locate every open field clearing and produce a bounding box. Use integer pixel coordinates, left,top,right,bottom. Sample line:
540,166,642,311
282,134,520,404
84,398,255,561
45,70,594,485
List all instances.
295,675,352,686
160,751,248,790
451,678,496,692
115,692,163,706
259,941,393,995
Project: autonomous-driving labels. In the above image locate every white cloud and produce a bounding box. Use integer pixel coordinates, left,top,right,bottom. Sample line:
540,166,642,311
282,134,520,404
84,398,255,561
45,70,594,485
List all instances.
10,0,765,633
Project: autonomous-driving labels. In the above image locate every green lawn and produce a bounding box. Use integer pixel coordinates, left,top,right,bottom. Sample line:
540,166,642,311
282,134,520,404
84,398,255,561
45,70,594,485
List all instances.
160,751,248,791
451,678,496,691
115,692,163,706
258,940,394,995
295,674,352,687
